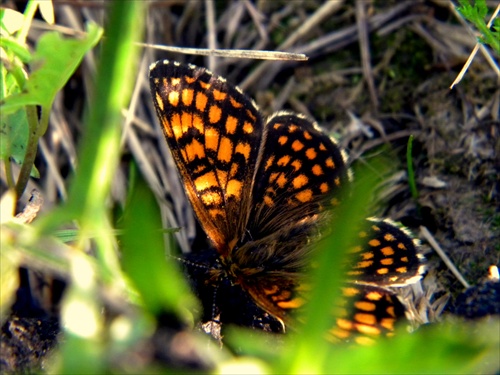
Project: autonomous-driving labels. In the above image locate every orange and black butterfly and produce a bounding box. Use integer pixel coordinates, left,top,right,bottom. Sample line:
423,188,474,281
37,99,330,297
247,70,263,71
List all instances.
149,60,425,343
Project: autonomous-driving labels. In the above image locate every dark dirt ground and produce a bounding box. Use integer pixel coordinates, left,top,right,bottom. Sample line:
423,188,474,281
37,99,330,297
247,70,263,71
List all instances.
1,1,499,373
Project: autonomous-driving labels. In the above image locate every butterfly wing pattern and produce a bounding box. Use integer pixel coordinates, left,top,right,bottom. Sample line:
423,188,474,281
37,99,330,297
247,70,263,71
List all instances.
149,60,425,343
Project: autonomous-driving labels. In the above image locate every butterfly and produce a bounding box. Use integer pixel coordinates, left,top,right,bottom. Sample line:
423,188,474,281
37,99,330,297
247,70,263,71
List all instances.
149,60,425,342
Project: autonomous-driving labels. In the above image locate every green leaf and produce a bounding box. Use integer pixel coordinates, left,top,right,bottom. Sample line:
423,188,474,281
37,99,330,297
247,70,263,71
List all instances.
1,22,102,114
120,176,198,320
0,36,32,63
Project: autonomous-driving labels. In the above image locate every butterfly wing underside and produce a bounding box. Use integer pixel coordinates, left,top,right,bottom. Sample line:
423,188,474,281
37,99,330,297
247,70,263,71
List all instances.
233,113,350,321
149,60,263,255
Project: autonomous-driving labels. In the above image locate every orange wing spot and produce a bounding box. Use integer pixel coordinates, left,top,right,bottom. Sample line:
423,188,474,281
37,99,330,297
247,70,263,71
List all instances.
229,96,243,108
194,171,218,191
196,92,208,112
180,148,188,162
199,81,211,90
354,313,377,326
226,115,238,134
398,243,407,250
303,131,312,140
381,258,394,265
229,163,239,178
319,143,327,151
289,125,298,132
273,123,282,130
277,155,291,166
365,291,383,301
305,148,317,159
271,289,292,301
278,297,304,309
355,336,376,345
320,182,328,193
265,156,275,171
336,318,354,330
216,169,228,187
192,114,204,134
396,266,408,273
372,225,381,231
208,208,225,220
312,164,323,175
161,118,172,138
243,121,254,134
168,91,179,106
356,260,374,269
361,251,374,260
171,77,181,86
182,89,194,106
292,174,308,189
380,318,396,330
278,136,288,145
349,245,363,253
235,142,251,161
218,136,233,163
185,139,205,161
342,287,361,297
331,328,350,340
246,109,257,122
181,112,194,130
368,239,381,247
193,165,205,175
291,139,304,151
269,173,279,183
171,113,183,140
381,246,395,256
155,92,165,111
263,195,274,206
209,105,222,123
212,89,227,101
334,177,341,186
295,189,313,203
386,306,396,317
201,191,222,205
400,256,408,262
384,233,396,241
377,268,389,275
291,160,302,171
276,174,288,188
226,179,243,198
356,323,380,336
263,285,279,295
355,301,377,312
325,157,335,168
205,127,220,151
185,76,195,84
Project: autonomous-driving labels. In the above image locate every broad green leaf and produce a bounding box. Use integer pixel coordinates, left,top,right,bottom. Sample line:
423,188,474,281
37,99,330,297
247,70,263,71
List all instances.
120,177,198,320
1,22,102,114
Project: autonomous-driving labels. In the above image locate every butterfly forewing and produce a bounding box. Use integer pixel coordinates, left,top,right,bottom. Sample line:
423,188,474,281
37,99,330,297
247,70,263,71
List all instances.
149,61,263,255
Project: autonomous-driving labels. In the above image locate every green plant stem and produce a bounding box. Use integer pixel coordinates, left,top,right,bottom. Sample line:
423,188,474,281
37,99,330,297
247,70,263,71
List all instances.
407,135,418,201
3,156,15,188
475,17,500,53
14,104,43,197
